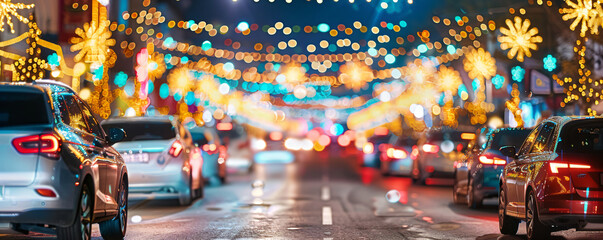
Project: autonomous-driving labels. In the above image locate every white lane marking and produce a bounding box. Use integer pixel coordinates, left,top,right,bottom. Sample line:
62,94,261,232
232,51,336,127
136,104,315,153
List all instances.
322,206,333,225
323,238,333,240
321,186,330,201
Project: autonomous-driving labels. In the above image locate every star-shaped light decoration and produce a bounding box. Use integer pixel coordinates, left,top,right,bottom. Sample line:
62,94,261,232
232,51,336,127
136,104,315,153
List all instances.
338,61,374,92
498,16,543,62
0,0,34,33
559,0,603,37
70,20,116,63
463,48,496,81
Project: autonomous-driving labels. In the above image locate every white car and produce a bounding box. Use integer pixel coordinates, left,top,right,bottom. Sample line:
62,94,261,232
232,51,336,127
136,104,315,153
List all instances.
101,116,204,205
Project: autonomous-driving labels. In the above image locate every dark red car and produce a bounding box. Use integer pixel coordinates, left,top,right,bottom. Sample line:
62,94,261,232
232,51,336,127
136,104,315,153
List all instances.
498,116,603,240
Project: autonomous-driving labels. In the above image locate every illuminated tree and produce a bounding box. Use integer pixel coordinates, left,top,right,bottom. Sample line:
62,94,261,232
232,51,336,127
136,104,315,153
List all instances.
13,14,47,82
498,16,543,62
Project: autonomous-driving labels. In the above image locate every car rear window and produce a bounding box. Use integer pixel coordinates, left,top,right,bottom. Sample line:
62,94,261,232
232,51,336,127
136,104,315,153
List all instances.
102,121,176,141
559,121,603,154
427,131,472,142
489,130,532,150
0,91,50,127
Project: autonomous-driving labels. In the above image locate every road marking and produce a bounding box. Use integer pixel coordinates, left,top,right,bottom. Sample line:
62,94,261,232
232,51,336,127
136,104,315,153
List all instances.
322,206,332,225
323,238,333,240
321,186,330,201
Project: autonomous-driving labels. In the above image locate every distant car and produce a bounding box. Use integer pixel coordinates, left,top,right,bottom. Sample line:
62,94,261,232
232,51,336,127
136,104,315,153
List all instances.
190,126,227,183
499,117,603,240
101,116,204,206
453,128,531,208
412,128,475,184
217,122,254,172
251,132,295,164
361,133,394,168
0,80,128,239
379,135,417,176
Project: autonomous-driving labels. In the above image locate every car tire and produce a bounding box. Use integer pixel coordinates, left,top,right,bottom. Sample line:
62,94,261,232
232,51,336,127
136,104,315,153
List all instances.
452,178,465,204
526,192,550,240
499,189,519,235
178,175,193,206
99,178,128,240
467,177,483,209
57,183,92,240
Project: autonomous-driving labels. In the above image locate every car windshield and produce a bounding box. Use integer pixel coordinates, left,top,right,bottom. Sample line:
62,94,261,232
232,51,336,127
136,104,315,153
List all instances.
102,121,176,141
0,91,50,128
489,130,532,150
559,120,603,154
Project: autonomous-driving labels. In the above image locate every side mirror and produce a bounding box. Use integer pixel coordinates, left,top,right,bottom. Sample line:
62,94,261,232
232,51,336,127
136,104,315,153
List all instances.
107,128,126,145
499,146,517,159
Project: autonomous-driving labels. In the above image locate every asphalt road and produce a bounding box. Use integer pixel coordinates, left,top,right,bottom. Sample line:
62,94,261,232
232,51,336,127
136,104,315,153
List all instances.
2,149,601,239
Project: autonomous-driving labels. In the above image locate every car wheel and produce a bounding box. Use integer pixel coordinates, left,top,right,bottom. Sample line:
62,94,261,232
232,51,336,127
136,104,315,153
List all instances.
452,178,465,204
498,189,519,235
526,192,550,240
467,177,482,209
178,175,193,206
57,183,92,240
99,178,128,239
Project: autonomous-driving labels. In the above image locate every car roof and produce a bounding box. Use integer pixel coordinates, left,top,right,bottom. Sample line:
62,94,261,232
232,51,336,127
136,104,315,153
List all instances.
543,116,603,126
101,116,174,124
0,80,76,95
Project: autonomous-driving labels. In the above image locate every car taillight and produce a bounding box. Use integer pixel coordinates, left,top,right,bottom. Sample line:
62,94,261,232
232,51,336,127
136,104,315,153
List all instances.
12,134,61,159
35,188,57,198
202,144,218,154
410,146,419,160
169,141,183,157
478,155,506,165
422,144,439,153
549,162,591,173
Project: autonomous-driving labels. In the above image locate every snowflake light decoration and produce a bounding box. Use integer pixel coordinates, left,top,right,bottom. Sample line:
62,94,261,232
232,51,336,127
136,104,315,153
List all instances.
70,20,116,63
437,65,462,94
511,66,525,82
492,75,505,89
498,16,543,62
543,54,557,72
559,0,603,37
463,48,496,81
0,0,34,33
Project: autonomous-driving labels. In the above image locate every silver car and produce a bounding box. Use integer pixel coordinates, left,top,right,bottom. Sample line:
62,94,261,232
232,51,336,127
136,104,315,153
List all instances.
101,117,204,205
0,80,128,240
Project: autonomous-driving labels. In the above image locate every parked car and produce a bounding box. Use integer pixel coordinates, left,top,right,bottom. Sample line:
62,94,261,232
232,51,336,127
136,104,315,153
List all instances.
453,128,531,208
0,80,128,239
498,116,603,240
412,128,475,184
190,126,228,183
379,135,417,176
101,116,204,206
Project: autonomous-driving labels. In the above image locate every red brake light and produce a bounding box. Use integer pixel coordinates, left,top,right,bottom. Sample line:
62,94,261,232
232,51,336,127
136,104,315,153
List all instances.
35,188,57,198
422,144,439,153
549,162,591,173
12,134,61,158
169,141,183,157
478,155,506,165
410,146,419,160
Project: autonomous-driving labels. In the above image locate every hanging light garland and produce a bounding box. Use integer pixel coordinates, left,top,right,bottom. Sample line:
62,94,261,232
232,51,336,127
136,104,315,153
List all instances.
12,14,47,82
0,0,34,33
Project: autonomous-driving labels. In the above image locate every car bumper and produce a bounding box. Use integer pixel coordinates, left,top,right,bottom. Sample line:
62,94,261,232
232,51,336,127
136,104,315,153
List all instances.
539,198,603,229
0,208,76,228
384,158,413,175
128,167,189,197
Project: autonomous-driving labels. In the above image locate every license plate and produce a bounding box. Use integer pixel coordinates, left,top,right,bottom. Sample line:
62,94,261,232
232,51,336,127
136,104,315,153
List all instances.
122,153,150,163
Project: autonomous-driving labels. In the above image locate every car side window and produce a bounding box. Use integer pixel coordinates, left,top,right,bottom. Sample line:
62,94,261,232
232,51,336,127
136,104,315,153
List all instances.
76,98,104,138
58,94,88,132
517,126,541,156
530,122,555,154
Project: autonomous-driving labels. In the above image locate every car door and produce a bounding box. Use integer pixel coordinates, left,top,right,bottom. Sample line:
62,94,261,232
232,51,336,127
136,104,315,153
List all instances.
515,122,556,216
76,97,120,213
59,93,108,211
505,125,540,215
